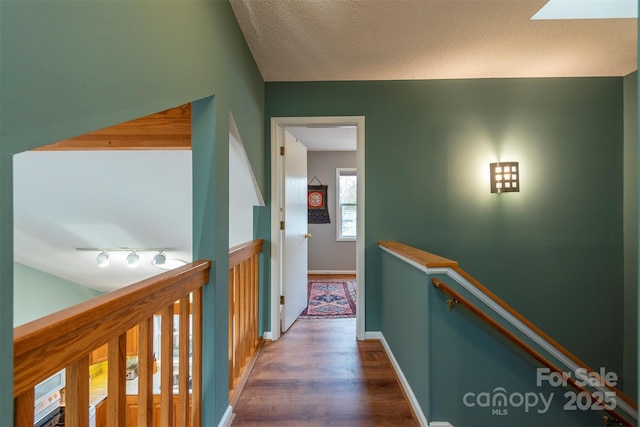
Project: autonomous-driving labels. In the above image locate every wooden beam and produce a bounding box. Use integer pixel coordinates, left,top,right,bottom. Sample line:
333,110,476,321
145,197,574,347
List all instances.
35,104,191,151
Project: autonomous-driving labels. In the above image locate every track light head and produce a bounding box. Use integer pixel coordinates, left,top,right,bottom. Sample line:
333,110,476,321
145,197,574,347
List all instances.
152,251,166,266
96,251,110,267
127,251,139,267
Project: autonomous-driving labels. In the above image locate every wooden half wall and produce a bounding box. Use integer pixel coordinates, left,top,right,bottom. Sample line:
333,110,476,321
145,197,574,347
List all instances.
36,104,191,150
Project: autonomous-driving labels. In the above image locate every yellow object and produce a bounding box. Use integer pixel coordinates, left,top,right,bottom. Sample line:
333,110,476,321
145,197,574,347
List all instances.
152,355,157,374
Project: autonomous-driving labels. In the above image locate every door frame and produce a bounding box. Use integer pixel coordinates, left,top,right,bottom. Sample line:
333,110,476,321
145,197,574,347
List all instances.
269,116,366,341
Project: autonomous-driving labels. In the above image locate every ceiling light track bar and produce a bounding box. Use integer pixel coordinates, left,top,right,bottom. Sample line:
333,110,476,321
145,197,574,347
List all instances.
75,247,176,252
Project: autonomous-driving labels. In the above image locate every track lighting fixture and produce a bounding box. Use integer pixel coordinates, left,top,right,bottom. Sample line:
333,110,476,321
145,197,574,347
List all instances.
77,247,176,268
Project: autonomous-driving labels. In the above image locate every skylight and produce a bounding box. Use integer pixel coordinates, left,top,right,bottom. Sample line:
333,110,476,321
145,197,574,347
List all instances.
532,0,637,20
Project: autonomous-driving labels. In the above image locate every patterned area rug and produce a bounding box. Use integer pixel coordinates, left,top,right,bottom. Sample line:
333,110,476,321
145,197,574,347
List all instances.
298,280,357,319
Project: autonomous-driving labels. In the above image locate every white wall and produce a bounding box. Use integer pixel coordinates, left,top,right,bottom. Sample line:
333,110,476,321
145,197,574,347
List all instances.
229,117,265,248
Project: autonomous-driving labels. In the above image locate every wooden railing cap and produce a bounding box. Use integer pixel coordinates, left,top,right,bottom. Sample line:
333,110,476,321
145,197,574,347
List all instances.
229,239,264,269
378,241,458,268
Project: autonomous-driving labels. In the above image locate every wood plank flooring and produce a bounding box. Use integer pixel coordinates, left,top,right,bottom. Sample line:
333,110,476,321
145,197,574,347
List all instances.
232,318,418,426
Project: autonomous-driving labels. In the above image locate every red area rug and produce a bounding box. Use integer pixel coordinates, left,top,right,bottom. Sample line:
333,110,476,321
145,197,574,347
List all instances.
299,280,357,319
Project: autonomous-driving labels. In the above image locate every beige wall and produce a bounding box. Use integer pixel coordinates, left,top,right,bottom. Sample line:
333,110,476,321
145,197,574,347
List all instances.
307,151,357,272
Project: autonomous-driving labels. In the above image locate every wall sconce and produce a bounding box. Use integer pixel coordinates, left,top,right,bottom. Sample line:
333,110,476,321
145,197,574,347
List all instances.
490,162,519,193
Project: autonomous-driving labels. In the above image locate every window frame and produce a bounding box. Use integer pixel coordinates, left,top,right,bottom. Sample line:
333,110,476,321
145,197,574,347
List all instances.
336,167,357,241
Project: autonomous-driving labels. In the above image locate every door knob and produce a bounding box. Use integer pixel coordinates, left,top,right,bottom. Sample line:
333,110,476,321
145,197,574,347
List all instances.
304,233,312,239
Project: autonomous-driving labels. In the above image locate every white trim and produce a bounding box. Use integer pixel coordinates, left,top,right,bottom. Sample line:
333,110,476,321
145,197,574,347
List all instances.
270,119,283,341
424,267,451,275
262,331,273,340
377,332,429,427
308,270,357,275
379,245,430,274
218,405,234,427
429,423,455,427
364,331,382,340
271,116,366,341
355,117,365,340
336,167,357,241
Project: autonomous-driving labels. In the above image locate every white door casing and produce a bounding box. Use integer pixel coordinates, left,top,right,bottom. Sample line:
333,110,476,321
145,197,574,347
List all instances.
281,129,309,332
269,116,365,341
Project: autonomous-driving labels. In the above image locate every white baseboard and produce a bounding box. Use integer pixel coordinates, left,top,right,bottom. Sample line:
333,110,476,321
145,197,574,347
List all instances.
308,270,356,275
429,423,454,427
262,331,273,340
218,405,234,427
364,331,382,340
368,330,429,427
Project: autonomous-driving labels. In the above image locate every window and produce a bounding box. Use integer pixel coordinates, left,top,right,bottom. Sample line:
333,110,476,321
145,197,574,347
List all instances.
336,168,357,241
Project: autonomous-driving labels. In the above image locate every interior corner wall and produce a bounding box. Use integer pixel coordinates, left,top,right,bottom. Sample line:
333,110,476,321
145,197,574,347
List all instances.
0,147,12,415
266,78,625,381
624,71,639,400
0,1,264,424
307,151,357,271
13,263,103,327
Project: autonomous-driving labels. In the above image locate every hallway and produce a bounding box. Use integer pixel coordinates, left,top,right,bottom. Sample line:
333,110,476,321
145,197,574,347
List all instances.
232,318,418,426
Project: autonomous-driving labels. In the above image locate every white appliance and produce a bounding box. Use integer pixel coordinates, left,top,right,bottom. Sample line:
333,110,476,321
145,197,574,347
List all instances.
34,369,65,425
33,369,97,426
88,405,96,427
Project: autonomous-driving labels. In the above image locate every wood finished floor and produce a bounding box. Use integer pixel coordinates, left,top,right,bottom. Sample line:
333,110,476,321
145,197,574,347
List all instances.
232,318,418,426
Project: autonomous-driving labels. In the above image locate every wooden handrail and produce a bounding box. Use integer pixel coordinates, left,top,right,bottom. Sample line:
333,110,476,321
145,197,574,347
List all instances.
379,241,637,413
378,241,458,269
229,239,264,269
14,260,210,397
451,266,638,412
432,277,634,427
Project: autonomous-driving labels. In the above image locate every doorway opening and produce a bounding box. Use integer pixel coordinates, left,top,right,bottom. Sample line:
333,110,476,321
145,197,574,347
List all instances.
269,116,365,341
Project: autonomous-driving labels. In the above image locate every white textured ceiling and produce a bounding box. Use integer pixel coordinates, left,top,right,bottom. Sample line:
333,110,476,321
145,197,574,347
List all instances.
230,0,637,82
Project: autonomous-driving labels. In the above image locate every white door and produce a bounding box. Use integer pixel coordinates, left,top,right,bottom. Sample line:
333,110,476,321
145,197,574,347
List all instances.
281,129,309,332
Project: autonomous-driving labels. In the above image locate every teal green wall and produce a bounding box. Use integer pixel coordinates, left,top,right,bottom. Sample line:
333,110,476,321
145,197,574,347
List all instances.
266,77,625,388
428,272,599,426
13,263,102,327
380,252,431,417
0,1,264,424
623,71,638,400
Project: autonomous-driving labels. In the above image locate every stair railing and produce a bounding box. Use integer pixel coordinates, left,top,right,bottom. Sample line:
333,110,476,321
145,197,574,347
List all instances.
228,239,264,402
432,277,634,426
13,260,210,427
379,241,637,427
